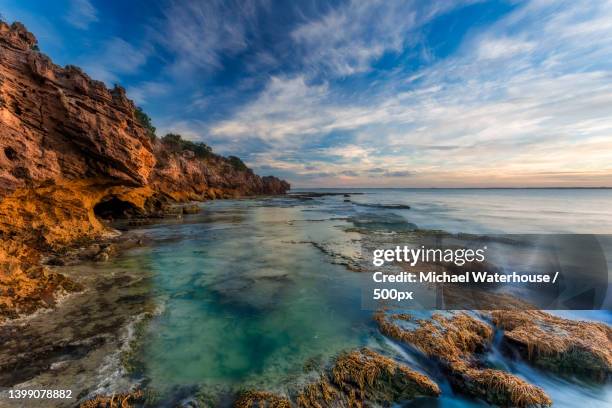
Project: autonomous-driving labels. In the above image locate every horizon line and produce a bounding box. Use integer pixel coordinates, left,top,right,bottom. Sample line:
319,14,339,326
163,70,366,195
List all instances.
288,186,612,190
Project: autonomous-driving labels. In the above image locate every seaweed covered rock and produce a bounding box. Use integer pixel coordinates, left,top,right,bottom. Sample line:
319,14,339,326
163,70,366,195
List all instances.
80,389,145,408
234,391,292,408
375,312,552,407
237,348,439,408
492,310,612,380
297,348,440,407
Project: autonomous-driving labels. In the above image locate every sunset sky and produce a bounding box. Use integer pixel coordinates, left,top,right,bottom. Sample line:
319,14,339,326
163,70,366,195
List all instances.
2,0,611,187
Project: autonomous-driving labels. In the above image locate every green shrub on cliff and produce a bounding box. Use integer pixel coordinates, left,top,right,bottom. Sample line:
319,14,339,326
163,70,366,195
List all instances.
135,106,156,140
160,133,250,170
162,133,214,159
228,155,249,172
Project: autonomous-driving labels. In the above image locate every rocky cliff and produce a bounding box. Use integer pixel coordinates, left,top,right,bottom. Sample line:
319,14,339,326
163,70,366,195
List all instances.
0,21,289,320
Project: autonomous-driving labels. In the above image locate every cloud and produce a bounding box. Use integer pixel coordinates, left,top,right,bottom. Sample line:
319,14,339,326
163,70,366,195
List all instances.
159,0,267,75
64,0,98,29
211,76,331,143
386,170,413,177
79,37,150,84
127,81,171,105
209,0,612,187
291,0,475,77
341,169,412,178
476,37,535,60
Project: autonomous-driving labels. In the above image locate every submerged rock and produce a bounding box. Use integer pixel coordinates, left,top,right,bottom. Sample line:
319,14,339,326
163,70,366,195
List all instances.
375,312,552,407
182,203,201,214
492,310,612,380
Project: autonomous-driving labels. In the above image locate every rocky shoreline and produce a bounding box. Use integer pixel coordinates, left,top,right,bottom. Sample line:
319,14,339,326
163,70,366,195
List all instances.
0,20,289,322
2,197,611,408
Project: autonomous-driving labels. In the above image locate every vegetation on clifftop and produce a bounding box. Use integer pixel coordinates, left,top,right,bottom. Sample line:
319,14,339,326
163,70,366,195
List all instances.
134,106,156,140
161,133,215,159
228,155,249,172
161,132,253,172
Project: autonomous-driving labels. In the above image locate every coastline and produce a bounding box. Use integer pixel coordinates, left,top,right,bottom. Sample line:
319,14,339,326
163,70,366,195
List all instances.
1,194,611,407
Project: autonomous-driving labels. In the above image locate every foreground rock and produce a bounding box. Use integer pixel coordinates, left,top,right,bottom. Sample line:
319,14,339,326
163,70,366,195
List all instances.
236,348,440,407
234,391,292,408
492,310,612,380
80,389,145,408
297,348,440,407
375,312,552,407
0,21,289,321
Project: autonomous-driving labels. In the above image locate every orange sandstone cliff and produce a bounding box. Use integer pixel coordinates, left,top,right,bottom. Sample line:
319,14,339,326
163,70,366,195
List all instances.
0,21,289,320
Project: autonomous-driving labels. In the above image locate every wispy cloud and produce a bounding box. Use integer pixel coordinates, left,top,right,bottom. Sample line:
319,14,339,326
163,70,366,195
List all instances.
127,81,171,105
291,0,476,77
64,0,98,29
476,37,535,60
79,37,150,84
211,76,330,143
158,0,267,75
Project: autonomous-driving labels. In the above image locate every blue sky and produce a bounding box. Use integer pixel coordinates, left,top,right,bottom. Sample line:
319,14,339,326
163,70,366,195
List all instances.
2,0,612,187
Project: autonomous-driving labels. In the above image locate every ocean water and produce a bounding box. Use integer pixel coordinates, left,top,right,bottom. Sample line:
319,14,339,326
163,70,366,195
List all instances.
129,189,611,405
1,189,611,407
330,188,612,234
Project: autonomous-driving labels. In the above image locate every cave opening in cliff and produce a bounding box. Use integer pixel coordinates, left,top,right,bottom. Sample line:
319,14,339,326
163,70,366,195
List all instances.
4,147,17,161
93,196,141,220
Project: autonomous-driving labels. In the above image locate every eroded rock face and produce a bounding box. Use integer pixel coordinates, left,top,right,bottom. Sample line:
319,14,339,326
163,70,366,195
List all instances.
150,144,290,200
0,20,289,321
375,312,552,408
0,21,290,199
0,180,140,317
0,22,155,191
492,310,612,380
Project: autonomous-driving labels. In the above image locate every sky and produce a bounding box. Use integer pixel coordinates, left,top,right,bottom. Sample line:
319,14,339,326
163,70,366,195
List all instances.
1,0,612,187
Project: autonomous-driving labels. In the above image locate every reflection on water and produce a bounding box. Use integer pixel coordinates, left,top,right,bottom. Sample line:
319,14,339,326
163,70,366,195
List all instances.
0,189,610,407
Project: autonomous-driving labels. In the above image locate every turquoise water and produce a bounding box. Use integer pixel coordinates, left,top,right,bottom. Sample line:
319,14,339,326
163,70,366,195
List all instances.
132,200,375,396
113,189,612,405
